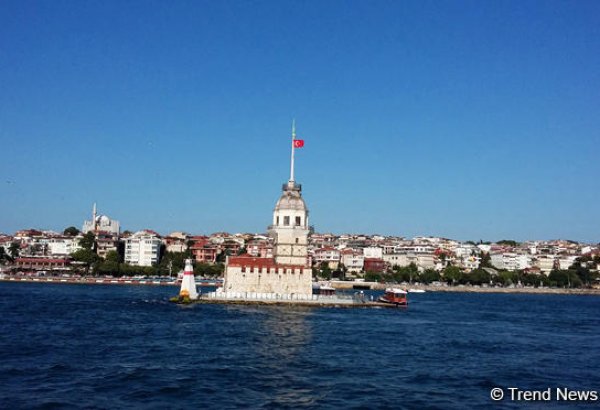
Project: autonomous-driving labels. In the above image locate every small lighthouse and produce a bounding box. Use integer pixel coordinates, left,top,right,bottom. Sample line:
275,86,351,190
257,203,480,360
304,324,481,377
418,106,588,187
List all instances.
179,259,198,300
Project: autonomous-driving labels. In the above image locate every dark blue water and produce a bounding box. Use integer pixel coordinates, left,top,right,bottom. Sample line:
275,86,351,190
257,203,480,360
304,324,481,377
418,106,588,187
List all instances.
1,283,599,409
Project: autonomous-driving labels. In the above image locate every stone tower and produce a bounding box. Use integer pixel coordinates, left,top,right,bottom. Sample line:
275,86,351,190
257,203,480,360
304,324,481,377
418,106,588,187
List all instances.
269,181,310,266
269,120,309,266
222,121,313,296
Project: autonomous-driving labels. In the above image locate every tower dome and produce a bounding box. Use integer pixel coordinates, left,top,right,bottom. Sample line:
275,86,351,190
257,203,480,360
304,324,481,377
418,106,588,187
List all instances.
274,186,308,212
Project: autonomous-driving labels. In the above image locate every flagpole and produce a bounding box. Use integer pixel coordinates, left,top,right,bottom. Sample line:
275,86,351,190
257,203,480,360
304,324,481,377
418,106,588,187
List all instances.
290,119,296,184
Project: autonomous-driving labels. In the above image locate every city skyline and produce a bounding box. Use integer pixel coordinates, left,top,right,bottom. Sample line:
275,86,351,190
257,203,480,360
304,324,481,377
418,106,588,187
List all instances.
1,1,599,242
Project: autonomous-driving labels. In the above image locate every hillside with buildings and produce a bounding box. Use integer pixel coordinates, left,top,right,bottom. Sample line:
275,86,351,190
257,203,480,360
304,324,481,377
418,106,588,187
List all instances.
1,207,598,289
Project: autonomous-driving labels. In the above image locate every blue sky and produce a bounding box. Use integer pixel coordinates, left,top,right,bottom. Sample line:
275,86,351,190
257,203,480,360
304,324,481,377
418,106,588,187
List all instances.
1,0,599,242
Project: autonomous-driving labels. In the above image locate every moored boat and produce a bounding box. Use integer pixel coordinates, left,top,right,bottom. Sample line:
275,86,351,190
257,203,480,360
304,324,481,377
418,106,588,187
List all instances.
379,288,408,306
318,284,336,296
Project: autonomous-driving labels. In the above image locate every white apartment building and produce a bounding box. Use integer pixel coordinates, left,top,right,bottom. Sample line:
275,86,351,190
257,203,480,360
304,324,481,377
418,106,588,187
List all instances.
395,244,437,254
491,253,532,271
461,255,481,270
48,236,81,257
124,231,162,267
313,247,341,269
383,253,436,270
341,251,364,273
532,255,578,274
454,244,479,259
363,246,383,259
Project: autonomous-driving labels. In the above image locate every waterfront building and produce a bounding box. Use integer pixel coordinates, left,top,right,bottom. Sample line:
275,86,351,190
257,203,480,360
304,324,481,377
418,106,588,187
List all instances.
164,232,189,253
491,253,532,271
15,257,69,271
313,247,341,269
363,246,383,259
95,233,119,259
364,258,385,273
383,253,435,270
340,249,364,274
246,237,274,258
47,236,81,257
124,230,162,267
189,236,219,263
82,203,120,235
223,122,312,296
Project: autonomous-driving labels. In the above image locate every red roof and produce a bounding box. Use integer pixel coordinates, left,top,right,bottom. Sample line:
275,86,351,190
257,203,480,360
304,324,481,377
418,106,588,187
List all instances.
228,256,306,270
16,257,69,263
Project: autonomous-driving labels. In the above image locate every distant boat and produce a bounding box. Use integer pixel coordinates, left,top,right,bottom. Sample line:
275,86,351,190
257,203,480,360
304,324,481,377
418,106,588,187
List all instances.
408,289,425,293
378,288,408,306
313,282,336,296
318,284,336,296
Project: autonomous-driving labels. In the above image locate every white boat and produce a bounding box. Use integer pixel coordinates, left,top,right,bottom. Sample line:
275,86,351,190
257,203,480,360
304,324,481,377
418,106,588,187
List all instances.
408,289,425,293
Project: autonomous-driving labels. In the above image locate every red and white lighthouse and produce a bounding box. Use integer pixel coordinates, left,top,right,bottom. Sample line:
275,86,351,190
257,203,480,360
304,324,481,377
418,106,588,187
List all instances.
179,258,198,300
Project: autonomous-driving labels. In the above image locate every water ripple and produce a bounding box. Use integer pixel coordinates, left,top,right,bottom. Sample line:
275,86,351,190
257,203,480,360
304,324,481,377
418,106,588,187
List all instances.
0,283,599,409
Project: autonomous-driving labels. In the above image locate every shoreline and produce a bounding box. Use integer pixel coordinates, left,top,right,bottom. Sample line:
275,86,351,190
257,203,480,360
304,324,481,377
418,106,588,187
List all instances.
2,277,600,296
328,280,600,296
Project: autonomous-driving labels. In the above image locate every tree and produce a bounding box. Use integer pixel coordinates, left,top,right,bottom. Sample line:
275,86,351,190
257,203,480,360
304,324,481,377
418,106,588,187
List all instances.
0,247,8,264
97,259,120,276
443,265,462,285
405,263,419,283
496,240,519,247
420,269,440,284
364,271,382,282
549,269,583,288
216,250,230,263
63,226,80,236
158,251,186,276
8,242,20,259
466,268,491,285
79,232,96,251
494,270,517,286
480,252,492,268
105,250,121,263
194,262,224,278
71,249,100,275
319,262,332,280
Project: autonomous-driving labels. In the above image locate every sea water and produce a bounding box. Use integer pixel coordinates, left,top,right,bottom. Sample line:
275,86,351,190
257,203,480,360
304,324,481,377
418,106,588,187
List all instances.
0,282,599,409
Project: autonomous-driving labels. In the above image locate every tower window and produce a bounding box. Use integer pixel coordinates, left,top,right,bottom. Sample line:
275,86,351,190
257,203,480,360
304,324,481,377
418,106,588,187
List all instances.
284,216,290,226
295,216,301,226
276,216,279,225
295,238,299,244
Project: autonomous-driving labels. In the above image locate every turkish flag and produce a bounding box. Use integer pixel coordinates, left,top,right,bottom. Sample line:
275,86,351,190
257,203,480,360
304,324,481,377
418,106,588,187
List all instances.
293,139,304,148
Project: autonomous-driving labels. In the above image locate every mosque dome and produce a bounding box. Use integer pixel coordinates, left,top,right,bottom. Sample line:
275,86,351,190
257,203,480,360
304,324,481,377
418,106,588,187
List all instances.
96,215,111,225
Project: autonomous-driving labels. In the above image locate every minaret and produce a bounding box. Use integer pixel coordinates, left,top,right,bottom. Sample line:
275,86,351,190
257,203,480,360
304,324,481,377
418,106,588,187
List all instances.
92,203,98,232
269,121,310,266
179,259,198,300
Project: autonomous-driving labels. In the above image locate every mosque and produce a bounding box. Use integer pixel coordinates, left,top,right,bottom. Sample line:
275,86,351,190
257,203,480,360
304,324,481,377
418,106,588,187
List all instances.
221,122,313,297
82,203,120,235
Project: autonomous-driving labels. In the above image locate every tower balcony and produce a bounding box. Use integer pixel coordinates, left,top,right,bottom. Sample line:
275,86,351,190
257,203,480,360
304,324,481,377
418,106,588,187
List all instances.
282,182,302,192
268,225,309,231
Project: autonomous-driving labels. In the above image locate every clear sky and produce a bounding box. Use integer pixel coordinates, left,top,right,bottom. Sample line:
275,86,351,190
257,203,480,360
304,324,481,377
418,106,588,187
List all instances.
1,0,599,243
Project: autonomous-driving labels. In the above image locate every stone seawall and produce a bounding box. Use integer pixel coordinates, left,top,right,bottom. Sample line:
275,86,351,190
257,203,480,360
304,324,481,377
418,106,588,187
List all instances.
327,280,600,296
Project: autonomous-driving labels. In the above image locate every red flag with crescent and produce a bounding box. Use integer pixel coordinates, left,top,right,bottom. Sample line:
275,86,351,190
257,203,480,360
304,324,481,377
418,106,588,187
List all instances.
293,139,304,148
